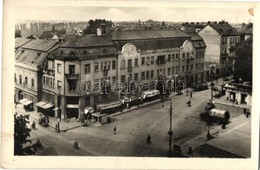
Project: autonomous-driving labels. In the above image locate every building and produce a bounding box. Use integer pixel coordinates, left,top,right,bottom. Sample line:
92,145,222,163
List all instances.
112,29,206,95
181,22,206,33
224,82,252,106
15,38,32,52
15,39,60,111
42,35,118,119
239,23,253,41
198,21,240,78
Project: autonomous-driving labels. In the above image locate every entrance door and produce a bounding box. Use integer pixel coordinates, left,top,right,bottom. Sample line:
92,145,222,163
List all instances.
18,90,23,100
241,94,247,104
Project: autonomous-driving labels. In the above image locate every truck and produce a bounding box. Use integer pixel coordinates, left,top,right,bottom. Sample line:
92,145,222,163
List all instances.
200,108,230,125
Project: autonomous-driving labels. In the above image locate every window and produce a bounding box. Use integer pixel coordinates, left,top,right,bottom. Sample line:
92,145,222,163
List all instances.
186,65,189,71
69,81,76,91
25,77,28,85
57,80,61,89
100,62,103,71
112,61,116,69
134,58,138,67
191,64,193,71
141,57,145,65
128,74,132,81
14,73,17,83
57,64,61,73
187,53,190,59
201,51,204,58
172,54,175,61
31,79,34,87
108,61,111,70
151,70,154,78
196,63,198,70
95,63,99,72
168,68,171,75
176,66,179,74
43,76,46,85
69,65,75,74
157,55,166,64
128,59,132,67
146,57,150,64
182,53,185,60
168,55,171,62
151,56,154,64
121,75,125,83
172,67,175,74
202,63,204,69
121,60,125,68
176,54,179,60
146,71,150,79
182,65,185,72
134,73,138,81
141,72,145,79
103,62,107,70
53,79,55,87
85,64,91,73
19,75,22,84
48,60,54,70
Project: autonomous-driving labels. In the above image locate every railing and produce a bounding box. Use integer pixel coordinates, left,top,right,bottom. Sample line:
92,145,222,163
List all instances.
65,73,79,80
157,60,166,65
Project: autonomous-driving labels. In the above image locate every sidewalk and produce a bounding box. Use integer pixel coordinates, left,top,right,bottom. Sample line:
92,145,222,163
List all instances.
180,113,251,158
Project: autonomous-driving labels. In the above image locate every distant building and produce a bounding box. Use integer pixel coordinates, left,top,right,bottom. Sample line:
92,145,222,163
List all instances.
181,22,206,33
198,21,240,78
239,23,253,41
15,39,60,111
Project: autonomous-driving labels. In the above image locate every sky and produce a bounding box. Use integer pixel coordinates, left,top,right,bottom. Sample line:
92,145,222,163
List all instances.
13,1,254,24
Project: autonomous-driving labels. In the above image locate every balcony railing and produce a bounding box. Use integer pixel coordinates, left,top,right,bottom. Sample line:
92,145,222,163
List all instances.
65,73,79,80
157,60,166,65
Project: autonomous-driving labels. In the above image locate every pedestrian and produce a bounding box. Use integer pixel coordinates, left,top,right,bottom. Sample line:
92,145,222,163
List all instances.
190,91,192,98
246,111,249,118
113,126,117,134
146,134,151,144
74,139,80,149
243,107,247,115
187,100,191,107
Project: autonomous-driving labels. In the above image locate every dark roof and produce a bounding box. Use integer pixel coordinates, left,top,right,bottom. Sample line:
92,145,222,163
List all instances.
15,38,32,49
187,32,206,48
41,30,66,39
182,24,206,33
239,23,253,34
15,48,48,68
61,35,115,47
22,39,59,52
208,23,239,36
111,30,190,40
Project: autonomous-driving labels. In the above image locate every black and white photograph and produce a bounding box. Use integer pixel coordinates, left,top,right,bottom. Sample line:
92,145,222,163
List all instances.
1,0,259,169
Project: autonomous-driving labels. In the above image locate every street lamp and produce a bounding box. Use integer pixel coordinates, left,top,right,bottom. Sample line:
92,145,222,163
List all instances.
57,92,61,133
210,72,215,101
168,98,173,155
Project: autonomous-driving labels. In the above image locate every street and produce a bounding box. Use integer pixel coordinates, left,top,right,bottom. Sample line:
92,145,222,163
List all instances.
21,88,246,157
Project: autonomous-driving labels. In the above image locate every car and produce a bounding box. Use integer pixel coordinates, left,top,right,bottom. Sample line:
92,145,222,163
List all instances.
193,82,208,91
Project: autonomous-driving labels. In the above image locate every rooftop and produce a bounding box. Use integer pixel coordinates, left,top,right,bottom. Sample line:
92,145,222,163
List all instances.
22,39,59,52
208,22,239,36
187,32,207,48
111,29,190,40
15,38,32,49
239,23,253,34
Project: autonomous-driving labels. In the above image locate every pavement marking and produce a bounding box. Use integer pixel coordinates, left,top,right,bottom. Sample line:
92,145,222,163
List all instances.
221,121,249,137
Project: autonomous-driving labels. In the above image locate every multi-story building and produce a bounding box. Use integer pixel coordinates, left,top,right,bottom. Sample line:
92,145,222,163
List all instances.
198,21,240,78
239,22,253,41
14,39,60,111
112,29,206,94
42,35,118,119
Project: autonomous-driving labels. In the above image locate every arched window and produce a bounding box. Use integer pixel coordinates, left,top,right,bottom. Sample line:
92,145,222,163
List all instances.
19,75,22,84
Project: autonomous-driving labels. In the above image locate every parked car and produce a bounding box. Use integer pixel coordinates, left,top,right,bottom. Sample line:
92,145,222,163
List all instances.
193,82,208,91
200,108,230,125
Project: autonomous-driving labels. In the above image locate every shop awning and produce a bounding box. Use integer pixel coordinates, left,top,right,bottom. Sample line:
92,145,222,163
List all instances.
19,98,28,105
142,90,160,99
23,100,33,106
67,104,79,109
53,107,59,111
97,101,122,111
36,101,47,107
84,107,94,114
42,103,54,109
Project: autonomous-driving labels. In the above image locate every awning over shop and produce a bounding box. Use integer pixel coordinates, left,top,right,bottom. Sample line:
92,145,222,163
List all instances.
67,104,79,109
84,107,94,114
23,100,33,106
19,98,28,105
36,101,47,107
42,103,54,109
142,90,160,99
97,101,122,111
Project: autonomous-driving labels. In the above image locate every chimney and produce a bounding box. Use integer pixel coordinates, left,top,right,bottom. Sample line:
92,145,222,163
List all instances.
208,21,211,24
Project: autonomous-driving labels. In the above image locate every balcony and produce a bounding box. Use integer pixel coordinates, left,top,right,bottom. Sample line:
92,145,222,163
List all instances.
156,60,166,65
65,73,79,80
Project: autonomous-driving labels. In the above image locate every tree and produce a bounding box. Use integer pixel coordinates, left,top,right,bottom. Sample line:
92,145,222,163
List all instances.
234,37,252,83
83,19,113,35
14,113,42,155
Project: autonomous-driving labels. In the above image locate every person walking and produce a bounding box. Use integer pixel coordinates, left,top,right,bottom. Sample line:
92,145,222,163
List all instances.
113,126,117,134
243,107,247,115
146,134,151,144
74,139,80,149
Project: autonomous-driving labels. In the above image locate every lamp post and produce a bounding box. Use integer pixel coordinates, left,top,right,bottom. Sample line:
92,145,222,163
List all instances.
168,98,173,155
57,92,61,133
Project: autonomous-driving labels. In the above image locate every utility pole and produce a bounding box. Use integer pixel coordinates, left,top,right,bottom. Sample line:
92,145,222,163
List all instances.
168,98,173,155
